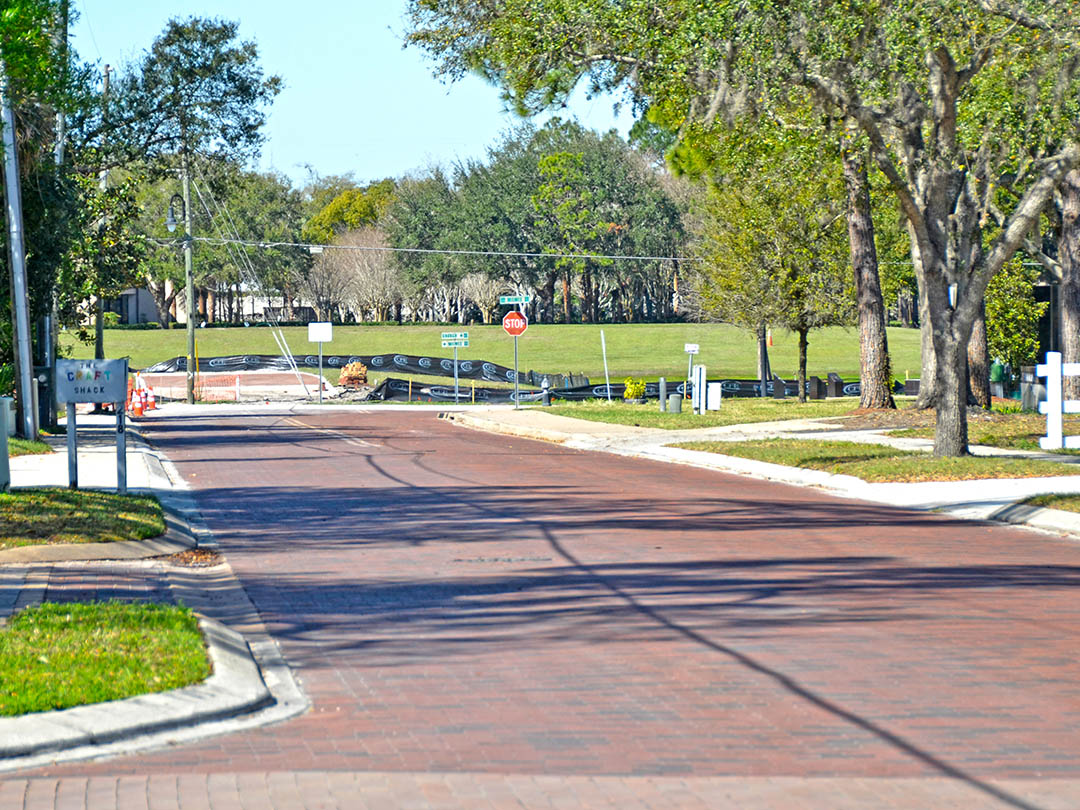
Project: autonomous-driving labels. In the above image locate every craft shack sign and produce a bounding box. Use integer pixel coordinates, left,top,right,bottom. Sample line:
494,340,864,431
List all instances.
55,359,128,403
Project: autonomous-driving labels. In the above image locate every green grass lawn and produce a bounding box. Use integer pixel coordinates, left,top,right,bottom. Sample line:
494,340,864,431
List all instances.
0,602,210,716
546,396,865,429
8,438,52,457
891,412,1080,453
0,488,165,549
1024,494,1080,513
672,438,1080,482
61,323,923,385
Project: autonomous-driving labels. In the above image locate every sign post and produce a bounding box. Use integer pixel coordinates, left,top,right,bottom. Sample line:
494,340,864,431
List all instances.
684,343,700,398
441,332,469,402
308,322,333,405
55,358,129,492
502,307,529,409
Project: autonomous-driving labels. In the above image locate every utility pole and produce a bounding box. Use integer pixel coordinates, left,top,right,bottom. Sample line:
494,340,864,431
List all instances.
43,0,69,431
182,148,195,404
1,61,37,439
94,64,110,363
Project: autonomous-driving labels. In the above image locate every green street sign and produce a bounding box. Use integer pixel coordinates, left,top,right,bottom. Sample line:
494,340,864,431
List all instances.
499,295,531,305
442,339,469,348
441,331,468,340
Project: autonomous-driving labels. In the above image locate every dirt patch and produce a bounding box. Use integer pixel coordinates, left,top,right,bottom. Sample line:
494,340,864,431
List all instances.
825,404,1021,431
827,407,936,430
164,548,224,567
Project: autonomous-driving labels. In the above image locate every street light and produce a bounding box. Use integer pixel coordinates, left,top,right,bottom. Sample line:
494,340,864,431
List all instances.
165,193,183,233
166,187,195,404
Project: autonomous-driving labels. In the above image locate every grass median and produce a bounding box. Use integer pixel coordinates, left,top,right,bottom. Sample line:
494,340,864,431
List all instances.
0,488,165,549
546,397,865,429
672,438,1080,482
0,602,210,716
889,411,1080,453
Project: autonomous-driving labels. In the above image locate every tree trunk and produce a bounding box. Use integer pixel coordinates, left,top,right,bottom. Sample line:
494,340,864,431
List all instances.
94,296,104,360
562,270,571,323
756,323,771,397
1060,170,1080,400
934,335,969,456
967,299,991,407
842,141,895,409
581,264,592,323
797,327,809,404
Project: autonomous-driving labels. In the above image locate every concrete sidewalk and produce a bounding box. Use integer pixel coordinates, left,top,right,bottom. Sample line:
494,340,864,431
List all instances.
445,406,1080,538
0,414,307,772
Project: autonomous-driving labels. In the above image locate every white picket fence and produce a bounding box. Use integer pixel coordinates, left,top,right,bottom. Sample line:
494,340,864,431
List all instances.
1037,352,1080,449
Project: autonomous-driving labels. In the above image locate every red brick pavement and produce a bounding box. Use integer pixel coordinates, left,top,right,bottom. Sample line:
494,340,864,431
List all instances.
6,409,1080,807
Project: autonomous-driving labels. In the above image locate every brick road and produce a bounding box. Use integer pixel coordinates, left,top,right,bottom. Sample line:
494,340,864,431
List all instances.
4,409,1080,808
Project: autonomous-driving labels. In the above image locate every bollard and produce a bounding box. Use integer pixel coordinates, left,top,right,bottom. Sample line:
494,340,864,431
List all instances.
667,393,682,413
542,378,551,406
659,377,667,412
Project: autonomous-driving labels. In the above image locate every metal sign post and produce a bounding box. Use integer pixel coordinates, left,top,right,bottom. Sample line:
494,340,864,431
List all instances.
308,322,333,405
685,343,699,398
501,310,528,409
601,330,612,402
55,358,128,492
442,333,469,402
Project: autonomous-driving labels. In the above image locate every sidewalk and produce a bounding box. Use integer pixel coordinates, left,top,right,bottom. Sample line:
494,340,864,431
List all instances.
0,414,307,772
445,406,1080,537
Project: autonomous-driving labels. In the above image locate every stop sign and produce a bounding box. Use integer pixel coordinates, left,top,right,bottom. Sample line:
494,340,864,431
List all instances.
502,310,528,336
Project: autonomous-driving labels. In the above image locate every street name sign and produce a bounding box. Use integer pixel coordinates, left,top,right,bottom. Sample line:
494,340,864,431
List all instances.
442,339,469,348
441,331,469,340
499,295,531,305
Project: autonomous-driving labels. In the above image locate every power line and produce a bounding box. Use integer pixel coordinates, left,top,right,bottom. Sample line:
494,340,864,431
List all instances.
154,234,701,264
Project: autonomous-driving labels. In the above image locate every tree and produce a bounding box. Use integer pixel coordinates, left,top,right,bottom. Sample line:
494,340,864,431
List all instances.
532,151,607,323
341,228,402,322
459,273,505,323
691,152,854,402
302,179,395,244
82,18,280,170
0,0,89,429
984,258,1048,374
405,0,1080,455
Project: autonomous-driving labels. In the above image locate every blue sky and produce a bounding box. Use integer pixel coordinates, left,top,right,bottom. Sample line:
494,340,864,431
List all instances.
72,1,634,187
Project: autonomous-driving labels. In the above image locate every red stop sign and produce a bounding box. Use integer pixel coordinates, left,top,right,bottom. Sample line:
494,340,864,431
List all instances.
502,310,528,336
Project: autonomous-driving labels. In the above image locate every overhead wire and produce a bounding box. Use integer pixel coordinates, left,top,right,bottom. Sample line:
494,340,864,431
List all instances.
153,234,701,265
188,166,311,394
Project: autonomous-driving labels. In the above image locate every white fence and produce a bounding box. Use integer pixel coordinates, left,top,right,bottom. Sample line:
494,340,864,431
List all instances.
1037,352,1080,449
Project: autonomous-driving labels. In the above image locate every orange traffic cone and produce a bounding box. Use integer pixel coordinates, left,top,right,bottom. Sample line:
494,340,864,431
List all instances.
131,389,143,417
145,386,157,410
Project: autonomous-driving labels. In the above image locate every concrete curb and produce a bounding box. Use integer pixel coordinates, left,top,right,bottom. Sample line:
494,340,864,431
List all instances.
441,410,570,445
0,616,270,760
0,509,195,564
